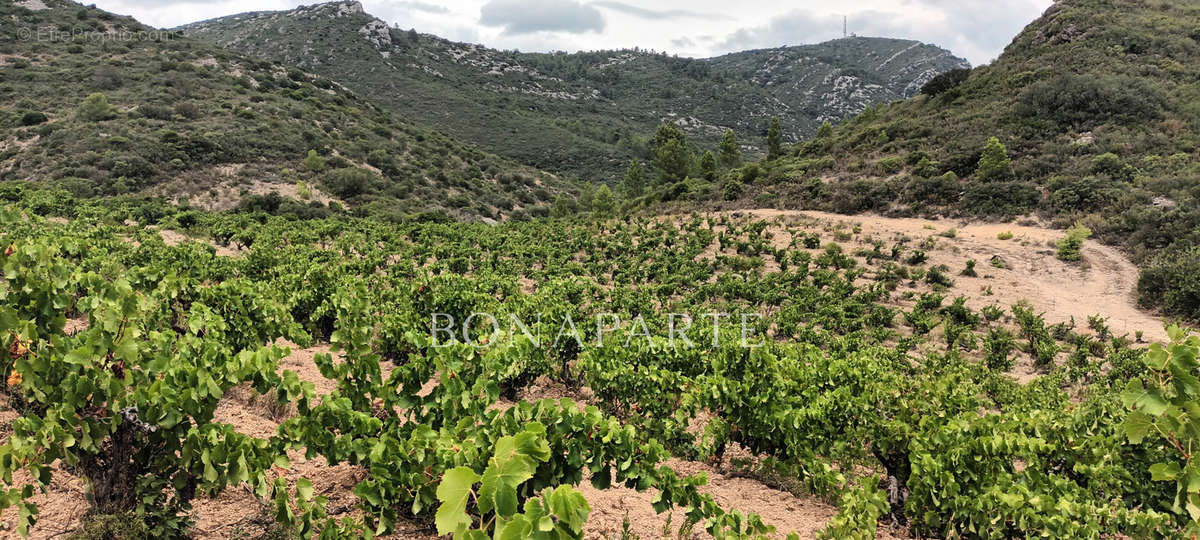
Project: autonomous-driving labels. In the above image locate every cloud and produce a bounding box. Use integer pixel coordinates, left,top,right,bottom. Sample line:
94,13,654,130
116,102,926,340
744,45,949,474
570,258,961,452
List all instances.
479,0,605,35
392,0,449,14
589,1,727,21
670,36,695,48
714,0,1052,65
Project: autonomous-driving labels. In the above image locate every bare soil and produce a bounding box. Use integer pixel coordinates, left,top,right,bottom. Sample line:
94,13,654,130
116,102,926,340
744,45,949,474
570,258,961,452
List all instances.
741,209,1169,344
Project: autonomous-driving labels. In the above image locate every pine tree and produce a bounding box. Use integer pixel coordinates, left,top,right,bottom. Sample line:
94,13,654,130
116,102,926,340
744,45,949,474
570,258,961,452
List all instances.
550,195,573,218
976,136,1014,181
652,122,691,184
79,92,115,121
718,128,741,168
592,185,615,217
303,149,326,173
816,121,834,139
766,117,783,160
699,151,717,181
622,160,645,197
577,184,596,212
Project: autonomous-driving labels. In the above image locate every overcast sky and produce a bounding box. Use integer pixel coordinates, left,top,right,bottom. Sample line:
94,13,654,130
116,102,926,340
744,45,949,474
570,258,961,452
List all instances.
89,0,1053,65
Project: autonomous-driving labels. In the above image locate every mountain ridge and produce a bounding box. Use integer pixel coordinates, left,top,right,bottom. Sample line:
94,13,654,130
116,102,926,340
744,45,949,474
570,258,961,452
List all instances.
0,0,571,222
178,1,969,181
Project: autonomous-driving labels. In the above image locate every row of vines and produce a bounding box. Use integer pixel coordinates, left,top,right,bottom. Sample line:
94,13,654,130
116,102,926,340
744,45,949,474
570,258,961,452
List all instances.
0,185,1197,538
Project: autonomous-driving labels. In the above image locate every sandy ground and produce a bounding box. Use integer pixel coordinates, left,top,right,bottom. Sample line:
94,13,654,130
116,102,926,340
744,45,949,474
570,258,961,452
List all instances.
159,229,244,257
738,209,1169,344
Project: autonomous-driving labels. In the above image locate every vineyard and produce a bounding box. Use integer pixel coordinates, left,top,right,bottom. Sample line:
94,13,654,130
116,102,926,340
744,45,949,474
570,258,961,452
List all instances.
1,186,1198,539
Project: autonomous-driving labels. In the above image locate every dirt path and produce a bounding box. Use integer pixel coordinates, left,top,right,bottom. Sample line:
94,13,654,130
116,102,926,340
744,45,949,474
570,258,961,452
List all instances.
740,209,1169,344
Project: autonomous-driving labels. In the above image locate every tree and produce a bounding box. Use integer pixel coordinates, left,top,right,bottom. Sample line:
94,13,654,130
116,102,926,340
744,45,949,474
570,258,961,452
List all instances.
652,122,691,185
591,185,614,217
550,195,573,218
622,160,644,198
718,129,741,168
722,177,743,201
766,117,783,160
816,121,834,139
699,151,717,181
919,68,970,97
303,149,326,173
975,136,1014,181
79,92,115,121
577,184,596,212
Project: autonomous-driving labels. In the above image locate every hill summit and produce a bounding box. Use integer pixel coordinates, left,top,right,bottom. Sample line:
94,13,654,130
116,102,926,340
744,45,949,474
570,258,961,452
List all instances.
180,2,968,181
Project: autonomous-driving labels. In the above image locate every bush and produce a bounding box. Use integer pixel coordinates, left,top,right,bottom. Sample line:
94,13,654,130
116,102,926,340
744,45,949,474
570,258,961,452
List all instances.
1056,222,1092,262
963,181,1040,216
1048,175,1120,212
920,68,971,97
322,167,377,198
903,172,960,206
174,102,201,120
303,149,325,173
1138,247,1200,320
20,111,47,126
722,179,743,201
877,156,904,175
1090,152,1136,182
138,104,173,120
1017,74,1166,129
79,92,116,121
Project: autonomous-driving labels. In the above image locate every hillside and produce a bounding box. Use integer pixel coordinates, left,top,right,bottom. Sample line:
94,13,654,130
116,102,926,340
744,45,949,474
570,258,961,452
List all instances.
0,0,570,221
749,0,1200,320
178,1,968,182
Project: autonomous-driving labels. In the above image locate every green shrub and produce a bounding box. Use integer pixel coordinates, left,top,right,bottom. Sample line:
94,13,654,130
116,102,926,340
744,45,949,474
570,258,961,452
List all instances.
722,179,743,201
975,137,1014,181
19,111,47,126
997,231,1013,240
963,181,1040,216
1137,247,1200,320
303,149,325,173
1055,222,1092,262
1017,74,1166,129
877,156,904,175
1048,175,1120,213
322,167,377,198
78,92,116,121
920,68,971,97
1091,152,1135,182
903,172,960,206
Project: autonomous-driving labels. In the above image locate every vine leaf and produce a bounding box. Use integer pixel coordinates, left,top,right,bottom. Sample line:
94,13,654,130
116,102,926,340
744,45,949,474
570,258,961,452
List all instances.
478,431,548,517
435,466,480,536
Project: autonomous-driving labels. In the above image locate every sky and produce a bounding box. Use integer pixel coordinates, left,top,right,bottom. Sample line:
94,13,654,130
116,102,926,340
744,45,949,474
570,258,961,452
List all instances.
88,0,1054,66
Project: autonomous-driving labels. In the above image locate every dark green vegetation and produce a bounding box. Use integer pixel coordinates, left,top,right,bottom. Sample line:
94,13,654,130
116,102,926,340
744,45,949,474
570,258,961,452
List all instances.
731,0,1200,321
179,1,968,182
1,185,1196,538
0,0,570,221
